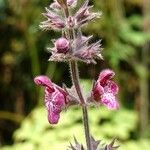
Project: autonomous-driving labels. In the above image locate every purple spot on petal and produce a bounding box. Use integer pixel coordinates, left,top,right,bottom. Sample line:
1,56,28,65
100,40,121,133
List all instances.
101,93,119,110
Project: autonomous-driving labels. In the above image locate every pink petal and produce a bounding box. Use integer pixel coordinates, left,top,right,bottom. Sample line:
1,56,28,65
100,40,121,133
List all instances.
93,82,104,101
52,89,66,108
98,69,115,86
104,81,119,95
45,88,65,109
48,109,60,124
46,97,61,124
101,93,119,110
44,88,66,124
34,76,55,92
45,87,52,103
109,81,119,95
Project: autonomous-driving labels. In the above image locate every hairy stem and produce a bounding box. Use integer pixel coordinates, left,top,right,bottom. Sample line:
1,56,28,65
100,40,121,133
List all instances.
69,61,92,150
61,3,92,149
82,105,92,150
69,61,85,104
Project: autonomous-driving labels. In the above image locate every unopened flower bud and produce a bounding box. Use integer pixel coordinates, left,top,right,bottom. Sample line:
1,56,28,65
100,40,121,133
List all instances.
55,37,70,53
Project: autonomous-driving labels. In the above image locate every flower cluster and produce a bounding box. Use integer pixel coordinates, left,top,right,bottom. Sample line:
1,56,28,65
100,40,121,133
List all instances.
40,0,102,64
40,0,100,30
49,33,102,64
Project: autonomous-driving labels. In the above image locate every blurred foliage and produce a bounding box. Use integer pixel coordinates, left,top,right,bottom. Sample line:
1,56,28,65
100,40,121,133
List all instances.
0,0,150,149
0,107,139,150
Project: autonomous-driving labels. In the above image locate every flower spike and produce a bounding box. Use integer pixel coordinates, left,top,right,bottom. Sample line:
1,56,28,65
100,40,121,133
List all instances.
37,0,120,148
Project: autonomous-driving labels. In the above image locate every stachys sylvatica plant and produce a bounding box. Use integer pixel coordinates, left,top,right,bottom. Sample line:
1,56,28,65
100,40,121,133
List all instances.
34,0,120,149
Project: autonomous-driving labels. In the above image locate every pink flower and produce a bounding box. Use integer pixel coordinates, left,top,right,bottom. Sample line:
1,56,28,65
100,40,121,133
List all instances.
92,69,119,110
34,76,67,124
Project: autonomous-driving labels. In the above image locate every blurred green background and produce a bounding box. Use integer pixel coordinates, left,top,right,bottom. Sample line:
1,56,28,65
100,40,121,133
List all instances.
0,0,150,149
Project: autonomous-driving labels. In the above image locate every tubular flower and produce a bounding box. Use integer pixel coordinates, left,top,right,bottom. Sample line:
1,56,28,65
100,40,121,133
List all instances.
92,69,119,110
34,76,67,124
